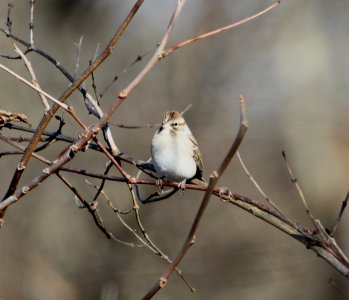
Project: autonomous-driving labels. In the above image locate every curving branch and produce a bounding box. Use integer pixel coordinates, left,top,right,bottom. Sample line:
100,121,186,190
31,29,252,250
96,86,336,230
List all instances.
161,1,281,58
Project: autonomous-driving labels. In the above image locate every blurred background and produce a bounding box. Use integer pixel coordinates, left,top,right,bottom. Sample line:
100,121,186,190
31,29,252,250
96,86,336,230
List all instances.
0,0,348,299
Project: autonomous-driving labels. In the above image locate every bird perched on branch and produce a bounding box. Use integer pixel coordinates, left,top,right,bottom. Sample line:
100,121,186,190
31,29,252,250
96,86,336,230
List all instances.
151,110,206,189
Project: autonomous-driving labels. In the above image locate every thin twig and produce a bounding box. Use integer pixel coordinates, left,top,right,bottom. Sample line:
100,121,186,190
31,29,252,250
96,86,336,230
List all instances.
1,0,145,211
217,96,248,177
161,1,281,58
281,151,326,238
14,44,50,110
85,176,194,290
0,61,67,110
6,1,14,34
98,43,158,99
108,121,160,129
237,151,285,217
29,0,35,48
281,153,349,267
331,191,349,237
328,278,349,299
56,172,139,247
3,123,75,144
0,132,52,164
0,134,131,243
73,36,84,79
0,25,119,156
92,161,113,202
135,184,178,204
90,43,101,102
33,116,66,152
0,26,107,126
128,183,195,291
0,59,86,128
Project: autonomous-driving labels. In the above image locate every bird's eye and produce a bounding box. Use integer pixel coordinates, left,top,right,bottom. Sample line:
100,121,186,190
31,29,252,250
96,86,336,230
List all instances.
173,122,178,127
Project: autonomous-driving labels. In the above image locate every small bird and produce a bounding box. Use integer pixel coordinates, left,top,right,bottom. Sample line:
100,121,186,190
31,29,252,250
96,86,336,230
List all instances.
151,111,205,189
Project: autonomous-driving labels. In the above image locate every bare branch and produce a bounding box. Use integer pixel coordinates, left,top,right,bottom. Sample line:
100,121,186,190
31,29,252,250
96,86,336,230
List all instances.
6,1,14,34
237,151,286,218
142,174,218,299
73,36,84,79
0,61,68,110
108,121,160,129
1,0,145,208
14,44,50,110
217,95,248,177
281,150,327,239
56,172,139,247
331,191,349,237
29,0,35,48
161,1,281,58
2,129,348,278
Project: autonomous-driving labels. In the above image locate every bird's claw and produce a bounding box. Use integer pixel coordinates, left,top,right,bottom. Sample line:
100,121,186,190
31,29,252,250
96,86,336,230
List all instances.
177,180,186,194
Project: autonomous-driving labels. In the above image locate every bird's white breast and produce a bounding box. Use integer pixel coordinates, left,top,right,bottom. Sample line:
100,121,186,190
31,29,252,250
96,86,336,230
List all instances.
151,132,197,181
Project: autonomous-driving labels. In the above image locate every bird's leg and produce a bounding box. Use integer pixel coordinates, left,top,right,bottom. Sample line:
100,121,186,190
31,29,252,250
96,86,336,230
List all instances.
155,177,164,193
177,179,186,194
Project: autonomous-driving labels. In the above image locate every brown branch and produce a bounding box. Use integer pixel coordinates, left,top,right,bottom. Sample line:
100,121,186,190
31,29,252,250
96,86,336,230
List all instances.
56,172,139,247
0,0,186,217
0,131,140,245
222,191,349,278
14,43,50,110
237,151,286,218
108,121,160,129
0,61,67,110
1,132,348,278
281,150,327,239
217,95,248,176
142,174,218,300
161,1,281,58
128,183,195,291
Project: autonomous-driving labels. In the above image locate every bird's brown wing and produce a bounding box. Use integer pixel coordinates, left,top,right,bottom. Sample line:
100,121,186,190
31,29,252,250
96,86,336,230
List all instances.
190,135,203,173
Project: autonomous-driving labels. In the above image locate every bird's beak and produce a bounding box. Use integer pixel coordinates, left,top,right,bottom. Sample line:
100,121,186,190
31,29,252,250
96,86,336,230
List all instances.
157,125,164,133
157,122,170,133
